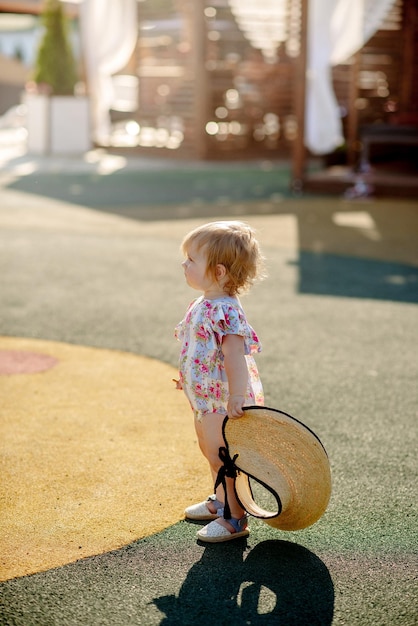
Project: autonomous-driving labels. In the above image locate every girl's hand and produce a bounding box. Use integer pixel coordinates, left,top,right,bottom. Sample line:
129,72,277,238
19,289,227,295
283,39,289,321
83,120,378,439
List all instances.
227,394,245,419
172,378,183,390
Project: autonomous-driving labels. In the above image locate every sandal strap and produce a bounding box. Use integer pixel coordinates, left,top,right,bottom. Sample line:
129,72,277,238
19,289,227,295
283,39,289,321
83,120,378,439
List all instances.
207,495,224,514
225,514,248,533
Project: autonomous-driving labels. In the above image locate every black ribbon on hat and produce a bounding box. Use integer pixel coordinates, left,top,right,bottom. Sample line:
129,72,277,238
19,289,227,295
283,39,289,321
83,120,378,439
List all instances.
214,446,239,520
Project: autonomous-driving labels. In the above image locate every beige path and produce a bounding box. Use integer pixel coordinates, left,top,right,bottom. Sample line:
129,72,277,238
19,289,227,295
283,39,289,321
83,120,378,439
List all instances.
0,337,208,581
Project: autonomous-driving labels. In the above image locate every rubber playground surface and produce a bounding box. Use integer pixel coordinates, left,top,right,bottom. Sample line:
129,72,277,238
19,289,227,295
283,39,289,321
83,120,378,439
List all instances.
0,152,417,625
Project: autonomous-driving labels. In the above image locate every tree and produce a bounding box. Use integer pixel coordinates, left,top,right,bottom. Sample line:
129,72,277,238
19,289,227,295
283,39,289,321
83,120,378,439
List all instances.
33,0,77,95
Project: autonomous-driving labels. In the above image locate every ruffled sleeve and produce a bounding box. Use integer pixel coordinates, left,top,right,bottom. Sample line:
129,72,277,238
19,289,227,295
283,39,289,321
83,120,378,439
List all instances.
174,320,183,342
174,298,198,341
204,300,261,355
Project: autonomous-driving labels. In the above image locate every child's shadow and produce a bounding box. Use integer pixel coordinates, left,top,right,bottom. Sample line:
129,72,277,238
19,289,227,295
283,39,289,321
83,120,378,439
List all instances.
154,539,334,625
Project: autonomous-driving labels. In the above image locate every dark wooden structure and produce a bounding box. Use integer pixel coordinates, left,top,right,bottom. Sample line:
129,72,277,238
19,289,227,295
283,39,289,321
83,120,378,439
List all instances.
301,0,418,197
129,0,418,196
132,0,302,159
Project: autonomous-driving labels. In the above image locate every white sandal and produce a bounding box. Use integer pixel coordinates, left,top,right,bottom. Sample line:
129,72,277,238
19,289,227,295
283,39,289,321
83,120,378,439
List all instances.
184,495,224,521
197,515,249,543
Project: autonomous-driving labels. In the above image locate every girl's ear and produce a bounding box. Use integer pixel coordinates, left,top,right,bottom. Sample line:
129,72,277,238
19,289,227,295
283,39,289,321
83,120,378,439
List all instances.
215,264,227,280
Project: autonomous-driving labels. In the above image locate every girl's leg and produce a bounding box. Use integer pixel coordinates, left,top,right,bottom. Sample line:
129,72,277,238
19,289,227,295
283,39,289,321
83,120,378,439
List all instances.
197,412,245,523
193,415,221,514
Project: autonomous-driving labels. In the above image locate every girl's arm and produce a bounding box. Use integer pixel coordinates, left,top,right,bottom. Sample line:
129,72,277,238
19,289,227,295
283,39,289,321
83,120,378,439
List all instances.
222,334,247,418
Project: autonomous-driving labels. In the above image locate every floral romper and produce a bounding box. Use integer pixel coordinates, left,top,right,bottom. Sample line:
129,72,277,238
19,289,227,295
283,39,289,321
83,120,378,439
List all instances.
175,295,264,420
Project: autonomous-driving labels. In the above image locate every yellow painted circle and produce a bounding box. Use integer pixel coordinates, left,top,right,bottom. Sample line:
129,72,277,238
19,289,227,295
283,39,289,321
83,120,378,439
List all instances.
0,337,209,581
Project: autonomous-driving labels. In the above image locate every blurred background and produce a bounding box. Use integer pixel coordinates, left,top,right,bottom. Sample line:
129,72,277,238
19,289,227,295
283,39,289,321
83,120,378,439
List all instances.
0,0,417,196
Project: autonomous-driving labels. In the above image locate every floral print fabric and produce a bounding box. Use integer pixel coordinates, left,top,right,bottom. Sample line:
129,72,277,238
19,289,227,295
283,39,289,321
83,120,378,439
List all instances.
175,296,264,419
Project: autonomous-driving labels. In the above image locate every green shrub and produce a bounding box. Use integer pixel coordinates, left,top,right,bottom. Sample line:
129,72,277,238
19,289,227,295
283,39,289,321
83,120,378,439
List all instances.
33,0,77,95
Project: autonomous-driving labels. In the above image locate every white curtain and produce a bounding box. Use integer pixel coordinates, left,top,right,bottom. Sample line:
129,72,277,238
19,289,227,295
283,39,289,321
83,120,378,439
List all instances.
80,0,137,144
305,0,396,154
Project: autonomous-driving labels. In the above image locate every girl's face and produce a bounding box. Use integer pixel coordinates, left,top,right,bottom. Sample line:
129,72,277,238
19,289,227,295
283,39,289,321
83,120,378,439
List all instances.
182,242,218,294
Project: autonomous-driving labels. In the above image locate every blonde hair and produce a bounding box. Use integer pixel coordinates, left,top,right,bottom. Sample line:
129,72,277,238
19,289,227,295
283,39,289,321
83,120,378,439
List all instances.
181,221,265,296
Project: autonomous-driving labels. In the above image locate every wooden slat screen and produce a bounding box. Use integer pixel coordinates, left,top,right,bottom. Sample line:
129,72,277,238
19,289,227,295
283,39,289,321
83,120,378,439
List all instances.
332,0,417,135
114,0,416,160
126,0,302,158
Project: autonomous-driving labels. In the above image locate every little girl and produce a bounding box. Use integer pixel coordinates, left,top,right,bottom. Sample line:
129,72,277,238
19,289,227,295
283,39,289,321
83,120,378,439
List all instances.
174,221,265,542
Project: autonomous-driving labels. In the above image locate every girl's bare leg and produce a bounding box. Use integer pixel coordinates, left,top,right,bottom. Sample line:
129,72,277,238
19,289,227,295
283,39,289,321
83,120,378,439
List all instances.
195,412,245,523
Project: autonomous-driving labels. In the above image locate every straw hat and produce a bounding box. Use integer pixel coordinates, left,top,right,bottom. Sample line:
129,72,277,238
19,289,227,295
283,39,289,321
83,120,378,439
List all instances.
222,405,331,530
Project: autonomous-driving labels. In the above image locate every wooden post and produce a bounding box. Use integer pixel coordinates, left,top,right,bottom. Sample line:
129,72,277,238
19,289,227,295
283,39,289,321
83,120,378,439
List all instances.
346,51,361,168
192,0,209,159
399,0,416,114
291,0,308,192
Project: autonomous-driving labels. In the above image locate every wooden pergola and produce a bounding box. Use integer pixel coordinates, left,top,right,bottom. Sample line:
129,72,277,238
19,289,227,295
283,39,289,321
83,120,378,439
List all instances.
125,0,418,197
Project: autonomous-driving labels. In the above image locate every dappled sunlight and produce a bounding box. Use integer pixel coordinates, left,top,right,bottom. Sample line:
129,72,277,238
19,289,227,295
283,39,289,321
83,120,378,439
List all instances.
83,150,128,175
332,210,381,241
109,119,185,150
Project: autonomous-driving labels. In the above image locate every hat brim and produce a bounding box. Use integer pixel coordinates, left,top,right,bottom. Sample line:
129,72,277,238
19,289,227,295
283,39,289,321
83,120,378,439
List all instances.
223,406,331,531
